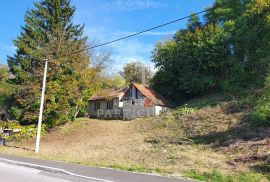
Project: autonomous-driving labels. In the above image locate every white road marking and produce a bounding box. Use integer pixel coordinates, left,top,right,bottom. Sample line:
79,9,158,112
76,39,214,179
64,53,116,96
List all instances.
0,158,114,182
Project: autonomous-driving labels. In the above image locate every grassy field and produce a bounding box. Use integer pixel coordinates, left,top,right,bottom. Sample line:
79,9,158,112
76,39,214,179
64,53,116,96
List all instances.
0,91,270,181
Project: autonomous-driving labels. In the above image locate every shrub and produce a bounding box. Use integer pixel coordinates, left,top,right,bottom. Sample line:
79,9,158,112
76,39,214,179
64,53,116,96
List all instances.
175,104,196,116
10,106,23,121
249,76,270,127
0,121,45,141
249,104,270,127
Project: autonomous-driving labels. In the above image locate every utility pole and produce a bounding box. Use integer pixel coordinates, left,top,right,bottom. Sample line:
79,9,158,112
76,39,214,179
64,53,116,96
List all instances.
35,60,48,153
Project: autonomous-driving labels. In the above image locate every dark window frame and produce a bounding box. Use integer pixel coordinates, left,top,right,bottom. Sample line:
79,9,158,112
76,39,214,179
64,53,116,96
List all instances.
94,102,100,111
135,88,139,99
106,101,113,110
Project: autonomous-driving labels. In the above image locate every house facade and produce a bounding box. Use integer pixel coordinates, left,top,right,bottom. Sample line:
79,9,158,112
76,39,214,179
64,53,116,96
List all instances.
88,83,171,120
88,89,125,119
121,83,170,120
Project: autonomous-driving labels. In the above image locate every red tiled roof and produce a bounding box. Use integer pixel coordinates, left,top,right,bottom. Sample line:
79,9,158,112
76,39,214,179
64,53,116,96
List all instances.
89,89,125,101
132,83,171,107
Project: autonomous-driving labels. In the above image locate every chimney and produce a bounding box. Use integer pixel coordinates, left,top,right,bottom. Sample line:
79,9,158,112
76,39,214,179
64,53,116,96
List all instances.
141,67,146,85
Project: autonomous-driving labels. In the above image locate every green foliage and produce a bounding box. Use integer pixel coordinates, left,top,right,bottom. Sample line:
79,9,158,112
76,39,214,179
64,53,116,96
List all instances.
9,107,23,121
120,61,153,85
104,74,127,89
0,121,45,141
0,66,16,108
0,82,15,107
187,14,201,31
7,0,102,127
249,76,270,127
0,65,9,81
152,0,270,104
152,24,229,100
206,0,270,85
175,104,196,116
185,170,266,182
111,75,126,89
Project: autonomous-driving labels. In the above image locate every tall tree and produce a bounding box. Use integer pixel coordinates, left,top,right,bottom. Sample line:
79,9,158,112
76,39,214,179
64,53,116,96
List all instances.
152,24,229,100
152,0,270,102
8,0,95,127
206,0,270,85
120,61,153,85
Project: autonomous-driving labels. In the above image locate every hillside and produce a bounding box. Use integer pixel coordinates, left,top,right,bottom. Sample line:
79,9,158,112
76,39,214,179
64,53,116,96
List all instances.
0,91,270,181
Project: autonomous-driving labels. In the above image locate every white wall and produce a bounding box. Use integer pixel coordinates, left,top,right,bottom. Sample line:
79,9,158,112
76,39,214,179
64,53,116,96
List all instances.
154,106,169,116
122,99,155,120
155,106,162,116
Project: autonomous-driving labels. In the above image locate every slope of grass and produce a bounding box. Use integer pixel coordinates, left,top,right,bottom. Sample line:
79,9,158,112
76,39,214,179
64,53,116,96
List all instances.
0,90,270,181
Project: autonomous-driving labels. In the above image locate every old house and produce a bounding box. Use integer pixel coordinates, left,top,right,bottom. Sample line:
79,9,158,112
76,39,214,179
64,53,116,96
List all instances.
121,83,170,120
88,83,171,120
88,89,125,119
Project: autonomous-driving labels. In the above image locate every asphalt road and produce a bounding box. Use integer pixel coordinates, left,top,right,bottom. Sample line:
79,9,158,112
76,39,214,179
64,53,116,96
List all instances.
0,162,98,182
0,153,193,182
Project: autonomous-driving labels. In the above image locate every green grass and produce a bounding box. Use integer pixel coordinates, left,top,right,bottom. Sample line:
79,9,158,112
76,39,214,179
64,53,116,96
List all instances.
185,170,268,182
177,89,258,111
104,164,170,174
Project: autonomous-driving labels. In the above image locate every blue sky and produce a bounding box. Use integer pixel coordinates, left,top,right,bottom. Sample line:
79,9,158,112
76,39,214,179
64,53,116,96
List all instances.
0,0,214,72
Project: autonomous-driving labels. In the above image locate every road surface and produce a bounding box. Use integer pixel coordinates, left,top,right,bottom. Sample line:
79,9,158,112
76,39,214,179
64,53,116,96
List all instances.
0,153,192,182
0,162,97,182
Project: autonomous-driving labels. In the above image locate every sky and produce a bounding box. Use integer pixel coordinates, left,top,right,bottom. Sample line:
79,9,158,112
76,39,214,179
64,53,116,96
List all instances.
0,0,214,73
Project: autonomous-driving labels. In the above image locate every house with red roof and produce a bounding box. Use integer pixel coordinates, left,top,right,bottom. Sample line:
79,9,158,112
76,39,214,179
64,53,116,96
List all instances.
88,83,171,120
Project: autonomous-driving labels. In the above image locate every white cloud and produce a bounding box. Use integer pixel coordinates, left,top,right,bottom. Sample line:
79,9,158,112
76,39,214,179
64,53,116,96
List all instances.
100,0,164,12
84,26,159,75
107,39,155,74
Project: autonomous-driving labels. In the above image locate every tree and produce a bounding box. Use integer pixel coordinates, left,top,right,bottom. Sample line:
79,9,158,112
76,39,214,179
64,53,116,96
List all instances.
246,0,270,127
0,65,16,109
152,24,229,100
120,61,153,85
0,65,9,81
187,14,202,31
7,0,97,127
151,0,270,102
206,0,270,85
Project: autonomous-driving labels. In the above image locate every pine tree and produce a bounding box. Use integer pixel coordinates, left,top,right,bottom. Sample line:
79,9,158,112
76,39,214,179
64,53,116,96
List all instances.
8,0,92,127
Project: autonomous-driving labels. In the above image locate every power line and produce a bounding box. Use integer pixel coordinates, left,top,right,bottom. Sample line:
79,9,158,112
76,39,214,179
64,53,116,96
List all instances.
54,0,236,59
89,9,208,49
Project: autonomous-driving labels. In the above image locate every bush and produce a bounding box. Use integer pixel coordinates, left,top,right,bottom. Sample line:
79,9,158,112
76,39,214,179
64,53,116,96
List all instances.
175,104,196,116
249,103,270,127
249,76,270,127
10,106,23,121
0,121,46,141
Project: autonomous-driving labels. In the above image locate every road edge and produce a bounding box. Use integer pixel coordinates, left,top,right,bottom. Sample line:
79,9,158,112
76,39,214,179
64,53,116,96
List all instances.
0,157,113,182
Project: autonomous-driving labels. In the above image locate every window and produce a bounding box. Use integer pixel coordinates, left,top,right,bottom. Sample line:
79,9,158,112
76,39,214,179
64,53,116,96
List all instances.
94,102,100,111
135,88,139,99
106,101,113,109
